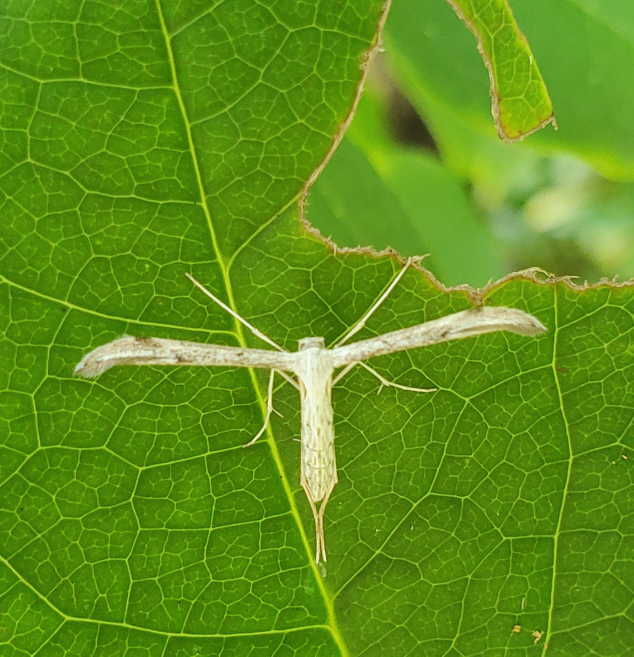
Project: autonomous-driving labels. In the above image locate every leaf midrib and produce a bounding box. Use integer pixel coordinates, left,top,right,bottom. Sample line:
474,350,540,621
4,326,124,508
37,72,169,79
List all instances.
153,0,349,652
543,285,573,654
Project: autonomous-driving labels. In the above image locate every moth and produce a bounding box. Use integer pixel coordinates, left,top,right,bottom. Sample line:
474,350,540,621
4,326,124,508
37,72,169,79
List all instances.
75,260,546,562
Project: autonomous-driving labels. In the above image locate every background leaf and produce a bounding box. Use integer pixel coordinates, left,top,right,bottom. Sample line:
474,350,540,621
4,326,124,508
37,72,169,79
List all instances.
0,2,633,656
307,0,634,286
445,0,555,141
385,0,634,180
308,96,506,287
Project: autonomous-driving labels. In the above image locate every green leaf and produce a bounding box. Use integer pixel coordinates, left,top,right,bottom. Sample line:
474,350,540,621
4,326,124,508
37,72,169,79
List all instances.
307,137,505,287
0,3,633,657
305,86,506,287
445,0,555,141
387,0,634,180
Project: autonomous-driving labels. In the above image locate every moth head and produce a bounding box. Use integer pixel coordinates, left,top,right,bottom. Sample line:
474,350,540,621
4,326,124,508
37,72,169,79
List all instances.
298,337,326,351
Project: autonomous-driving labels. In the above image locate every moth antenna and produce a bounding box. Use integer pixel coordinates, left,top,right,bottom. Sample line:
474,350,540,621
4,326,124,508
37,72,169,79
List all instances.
335,257,415,348
186,273,287,352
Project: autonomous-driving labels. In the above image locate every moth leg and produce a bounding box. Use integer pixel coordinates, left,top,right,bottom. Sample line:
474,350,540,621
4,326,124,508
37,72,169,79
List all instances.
333,360,436,393
300,471,338,563
244,370,277,447
307,491,323,563
243,369,300,448
334,256,420,348
332,361,357,386
299,469,322,562
358,361,436,394
276,369,300,390
315,476,338,563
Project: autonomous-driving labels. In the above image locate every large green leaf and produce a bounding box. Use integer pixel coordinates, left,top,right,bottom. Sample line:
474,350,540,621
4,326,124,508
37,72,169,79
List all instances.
0,2,633,657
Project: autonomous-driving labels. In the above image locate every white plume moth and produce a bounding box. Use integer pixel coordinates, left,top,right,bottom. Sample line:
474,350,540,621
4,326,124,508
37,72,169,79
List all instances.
75,260,546,562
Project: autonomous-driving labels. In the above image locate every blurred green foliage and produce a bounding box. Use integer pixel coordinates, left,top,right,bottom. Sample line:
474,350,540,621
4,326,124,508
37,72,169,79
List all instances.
308,0,634,287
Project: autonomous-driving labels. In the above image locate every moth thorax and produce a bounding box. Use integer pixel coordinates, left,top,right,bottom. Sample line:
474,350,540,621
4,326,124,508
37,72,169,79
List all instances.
298,337,325,351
